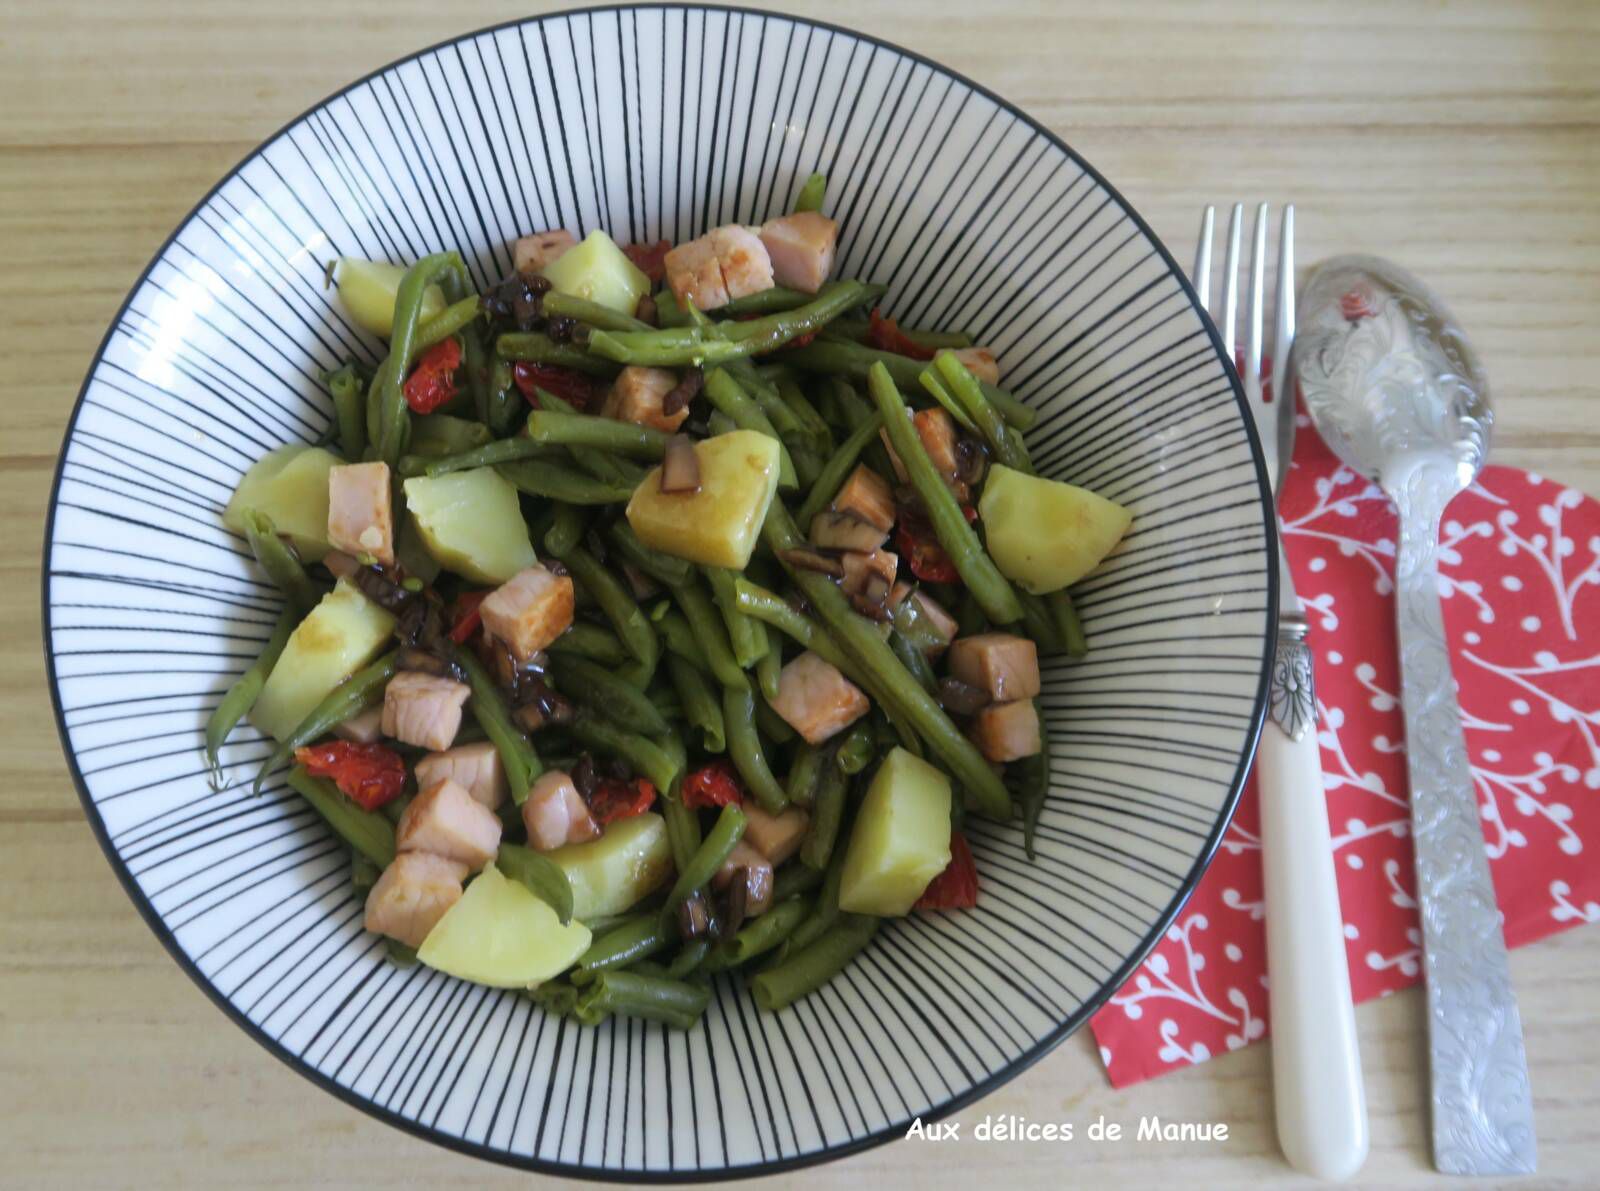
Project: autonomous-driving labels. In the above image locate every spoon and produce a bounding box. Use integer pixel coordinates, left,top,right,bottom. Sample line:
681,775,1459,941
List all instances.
1293,256,1536,1176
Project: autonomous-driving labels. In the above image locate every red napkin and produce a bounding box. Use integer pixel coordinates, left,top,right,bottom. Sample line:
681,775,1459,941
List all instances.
1089,409,1600,1087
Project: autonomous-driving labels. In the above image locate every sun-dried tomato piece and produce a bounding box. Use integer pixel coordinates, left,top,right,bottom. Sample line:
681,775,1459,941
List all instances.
403,338,463,414
512,360,599,411
589,777,658,825
680,760,745,810
865,307,937,360
294,741,408,811
915,830,978,910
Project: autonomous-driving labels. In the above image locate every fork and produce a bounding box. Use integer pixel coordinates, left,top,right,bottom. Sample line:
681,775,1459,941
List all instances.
1193,205,1369,1181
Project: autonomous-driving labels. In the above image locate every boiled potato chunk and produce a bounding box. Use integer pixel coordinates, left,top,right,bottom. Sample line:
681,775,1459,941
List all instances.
403,468,537,584
839,747,952,916
546,813,674,921
223,445,342,562
335,258,446,337
979,464,1132,594
409,413,493,458
625,431,780,569
251,579,396,741
418,863,592,987
540,229,650,316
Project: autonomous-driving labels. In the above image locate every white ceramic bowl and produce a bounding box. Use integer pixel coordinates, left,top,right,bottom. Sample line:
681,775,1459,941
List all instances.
43,6,1275,1179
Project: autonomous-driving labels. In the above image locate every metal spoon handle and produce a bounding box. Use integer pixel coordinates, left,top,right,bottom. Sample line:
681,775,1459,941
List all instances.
1393,475,1537,1175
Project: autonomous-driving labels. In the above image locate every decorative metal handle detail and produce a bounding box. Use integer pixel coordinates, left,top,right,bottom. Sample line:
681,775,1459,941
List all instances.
1267,621,1316,742
1394,466,1537,1176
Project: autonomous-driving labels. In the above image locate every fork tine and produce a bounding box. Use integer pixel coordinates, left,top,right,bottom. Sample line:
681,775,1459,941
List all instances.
1193,206,1215,313
1221,203,1242,351
1271,204,1295,404
1244,202,1267,406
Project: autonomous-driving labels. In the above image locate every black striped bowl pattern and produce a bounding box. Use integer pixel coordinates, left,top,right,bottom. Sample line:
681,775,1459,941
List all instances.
42,6,1276,1179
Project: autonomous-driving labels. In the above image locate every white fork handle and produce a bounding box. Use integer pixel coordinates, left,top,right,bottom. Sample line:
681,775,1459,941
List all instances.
1259,710,1369,1181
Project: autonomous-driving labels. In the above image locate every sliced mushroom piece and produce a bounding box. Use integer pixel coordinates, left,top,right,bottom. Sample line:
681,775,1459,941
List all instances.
808,509,888,553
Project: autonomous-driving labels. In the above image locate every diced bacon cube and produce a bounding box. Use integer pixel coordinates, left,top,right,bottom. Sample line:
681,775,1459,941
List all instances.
382,671,470,752
831,464,895,532
603,365,689,434
396,777,503,871
479,565,575,663
889,582,958,657
740,805,810,867
758,212,838,294
768,651,869,745
663,236,730,313
713,840,774,916
415,741,507,809
364,851,468,950
327,461,394,566
970,699,1042,763
914,407,968,500
708,225,774,301
522,771,601,852
950,346,1000,385
947,633,1041,702
514,229,576,278
333,704,384,744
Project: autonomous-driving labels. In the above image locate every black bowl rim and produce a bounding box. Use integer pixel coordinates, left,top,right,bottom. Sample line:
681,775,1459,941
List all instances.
40,3,1278,1181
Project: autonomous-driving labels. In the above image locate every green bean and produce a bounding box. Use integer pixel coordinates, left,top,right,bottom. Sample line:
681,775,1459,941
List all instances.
567,715,682,794
751,913,879,1011
495,331,620,377
706,409,739,437
784,742,825,808
556,546,659,679
730,356,807,441
800,760,849,869
1016,590,1065,655
324,364,367,462
704,566,769,669
669,579,747,690
648,682,683,724
376,253,470,468
730,579,889,710
495,461,637,505
957,589,988,637
869,363,1022,624
1049,590,1088,658
787,845,846,953
662,794,703,875
364,297,486,451
408,412,493,458
755,624,782,703
888,628,940,696
541,291,652,332
723,686,789,813
571,913,675,984
668,655,726,752
549,654,670,735
793,412,884,529
773,862,825,904
793,171,827,213
651,606,707,670
661,803,745,923
252,650,397,796
833,721,874,775
486,356,522,437
453,645,542,804
762,500,1013,818
574,970,709,1030
529,981,579,1018
548,622,630,666
286,766,396,867
829,318,972,350
524,409,669,459
775,371,833,455
783,339,1037,430
204,606,297,786
350,848,380,895
916,367,979,434
530,389,639,485
543,503,588,558
703,368,798,490
666,938,712,980
404,437,549,477
1013,741,1051,861
933,350,1027,469
588,281,880,368
705,897,811,970
496,843,575,924
656,287,816,327
606,521,693,587
755,696,797,746
240,510,323,615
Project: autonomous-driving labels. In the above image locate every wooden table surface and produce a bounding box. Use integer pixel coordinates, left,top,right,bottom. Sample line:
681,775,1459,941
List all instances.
4,1,1597,1186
